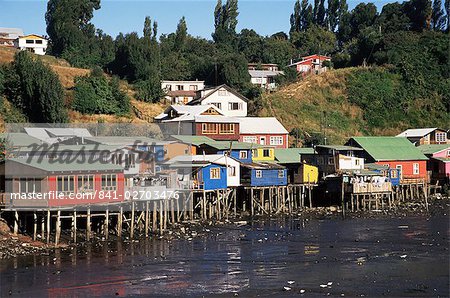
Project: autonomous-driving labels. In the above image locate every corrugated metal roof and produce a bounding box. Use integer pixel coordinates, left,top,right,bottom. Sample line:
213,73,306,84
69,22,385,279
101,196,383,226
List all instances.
316,145,363,151
6,157,123,173
238,117,288,134
350,137,428,161
1,133,43,147
275,148,315,164
248,70,284,78
170,135,215,145
418,144,450,155
397,128,438,138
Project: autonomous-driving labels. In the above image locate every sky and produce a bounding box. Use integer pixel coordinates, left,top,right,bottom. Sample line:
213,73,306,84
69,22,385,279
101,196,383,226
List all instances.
1,0,392,39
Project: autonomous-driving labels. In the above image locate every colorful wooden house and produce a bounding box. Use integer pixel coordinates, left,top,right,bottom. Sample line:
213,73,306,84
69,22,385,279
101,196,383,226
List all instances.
240,162,287,187
2,157,125,208
238,117,289,149
199,141,264,163
301,145,364,177
346,137,429,183
418,144,450,183
274,148,318,184
365,163,401,186
397,128,449,146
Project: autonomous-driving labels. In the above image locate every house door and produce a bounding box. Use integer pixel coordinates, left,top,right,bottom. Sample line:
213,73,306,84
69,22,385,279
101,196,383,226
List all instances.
259,137,266,145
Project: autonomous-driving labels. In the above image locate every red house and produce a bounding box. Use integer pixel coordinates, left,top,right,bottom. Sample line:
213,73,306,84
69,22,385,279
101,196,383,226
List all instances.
346,137,429,183
2,158,125,208
238,117,289,149
288,54,331,76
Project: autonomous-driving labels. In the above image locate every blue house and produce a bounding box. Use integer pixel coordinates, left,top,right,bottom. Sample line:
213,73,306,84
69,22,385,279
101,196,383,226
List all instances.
240,162,287,187
366,163,401,186
197,141,264,163
196,163,228,190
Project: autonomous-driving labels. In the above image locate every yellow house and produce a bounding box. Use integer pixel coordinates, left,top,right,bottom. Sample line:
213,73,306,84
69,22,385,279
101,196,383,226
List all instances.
302,164,319,184
252,147,275,162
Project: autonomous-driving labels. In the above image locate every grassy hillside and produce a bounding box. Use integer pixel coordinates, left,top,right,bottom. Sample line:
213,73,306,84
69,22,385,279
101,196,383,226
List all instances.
0,47,164,127
261,67,449,145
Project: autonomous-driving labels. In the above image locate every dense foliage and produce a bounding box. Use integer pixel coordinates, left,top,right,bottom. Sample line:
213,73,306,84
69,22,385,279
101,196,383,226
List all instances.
2,52,68,123
72,69,130,115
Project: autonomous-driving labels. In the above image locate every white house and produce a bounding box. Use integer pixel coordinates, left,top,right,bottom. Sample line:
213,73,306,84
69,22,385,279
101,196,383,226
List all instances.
249,70,283,91
0,28,24,47
338,154,365,171
14,34,48,55
238,117,289,149
161,80,205,104
188,84,248,117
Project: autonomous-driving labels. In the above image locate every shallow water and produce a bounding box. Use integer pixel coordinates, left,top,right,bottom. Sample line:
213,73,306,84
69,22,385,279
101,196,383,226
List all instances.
0,215,448,297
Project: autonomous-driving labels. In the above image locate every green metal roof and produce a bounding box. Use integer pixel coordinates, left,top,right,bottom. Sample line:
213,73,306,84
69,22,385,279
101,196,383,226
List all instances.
317,145,363,151
350,137,428,161
203,141,264,150
170,135,215,146
0,133,43,147
7,157,123,173
275,148,315,164
418,144,450,155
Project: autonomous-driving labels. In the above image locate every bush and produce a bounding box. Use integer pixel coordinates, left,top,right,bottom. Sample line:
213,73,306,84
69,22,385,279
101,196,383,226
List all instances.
136,77,164,103
3,51,68,123
73,72,131,115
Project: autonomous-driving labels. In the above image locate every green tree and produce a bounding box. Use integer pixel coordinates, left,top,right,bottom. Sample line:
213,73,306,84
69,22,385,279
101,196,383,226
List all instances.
349,3,378,39
377,3,411,33
316,0,327,26
293,25,337,56
45,0,107,67
404,0,432,31
446,0,450,31
217,51,251,91
213,0,239,48
327,0,340,31
174,17,188,51
431,0,446,30
238,29,263,62
290,0,302,35
337,0,351,45
4,51,68,123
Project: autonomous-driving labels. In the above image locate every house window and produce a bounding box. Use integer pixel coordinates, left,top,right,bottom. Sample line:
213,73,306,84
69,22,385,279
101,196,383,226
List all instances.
390,169,398,179
228,166,236,177
211,102,222,110
270,136,284,146
125,154,136,169
183,97,189,104
278,170,285,178
219,123,235,134
239,150,248,159
165,84,172,91
202,123,217,134
328,157,334,165
102,174,117,191
413,163,419,175
77,175,94,192
25,39,34,44
210,168,221,179
35,40,43,44
263,149,271,157
243,136,258,144
176,85,184,91
18,178,41,193
189,85,198,91
228,102,241,110
218,90,228,96
255,170,262,178
57,176,75,194
252,149,258,158
447,150,450,157
436,132,447,143
355,159,360,166
396,165,403,178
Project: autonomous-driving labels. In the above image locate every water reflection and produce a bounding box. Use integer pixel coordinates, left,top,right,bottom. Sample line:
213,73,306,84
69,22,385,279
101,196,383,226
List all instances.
0,215,448,297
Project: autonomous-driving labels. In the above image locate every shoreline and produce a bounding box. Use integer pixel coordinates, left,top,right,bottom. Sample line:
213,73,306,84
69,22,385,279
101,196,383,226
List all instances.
1,196,448,261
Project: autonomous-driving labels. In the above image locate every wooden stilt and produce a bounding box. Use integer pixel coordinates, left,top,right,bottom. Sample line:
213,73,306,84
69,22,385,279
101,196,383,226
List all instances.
55,210,61,247
130,201,135,239
13,211,18,235
117,206,123,237
152,201,157,233
41,214,45,241
104,208,109,240
145,201,149,238
87,207,91,241
47,209,51,244
33,212,37,241
250,188,254,216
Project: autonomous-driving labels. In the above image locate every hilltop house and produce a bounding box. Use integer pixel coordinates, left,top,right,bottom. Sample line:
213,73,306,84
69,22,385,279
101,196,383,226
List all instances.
14,34,48,55
238,117,289,149
188,84,248,117
155,105,240,141
161,80,205,104
248,63,283,91
418,144,450,183
0,28,24,47
397,128,449,146
346,137,429,183
288,54,331,76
